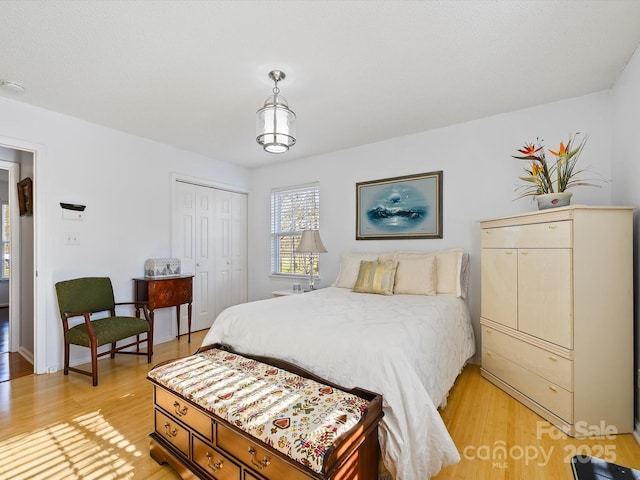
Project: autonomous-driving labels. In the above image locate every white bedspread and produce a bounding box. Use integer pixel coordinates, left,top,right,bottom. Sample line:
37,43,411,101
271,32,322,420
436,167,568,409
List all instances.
201,287,475,479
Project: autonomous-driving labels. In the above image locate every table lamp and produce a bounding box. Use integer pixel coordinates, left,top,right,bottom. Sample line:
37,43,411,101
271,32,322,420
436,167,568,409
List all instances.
295,229,327,290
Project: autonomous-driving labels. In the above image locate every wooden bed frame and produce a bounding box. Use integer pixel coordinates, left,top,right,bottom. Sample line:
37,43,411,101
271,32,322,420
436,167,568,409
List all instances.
148,343,384,480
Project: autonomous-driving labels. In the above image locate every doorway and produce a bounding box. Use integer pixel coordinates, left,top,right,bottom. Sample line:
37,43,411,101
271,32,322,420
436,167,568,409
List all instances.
0,141,37,380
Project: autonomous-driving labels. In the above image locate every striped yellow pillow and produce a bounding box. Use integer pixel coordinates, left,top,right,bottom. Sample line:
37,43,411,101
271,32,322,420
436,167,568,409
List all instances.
352,260,398,295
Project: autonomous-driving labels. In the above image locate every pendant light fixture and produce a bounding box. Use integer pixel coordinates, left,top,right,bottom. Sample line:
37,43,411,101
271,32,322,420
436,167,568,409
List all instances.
256,70,296,153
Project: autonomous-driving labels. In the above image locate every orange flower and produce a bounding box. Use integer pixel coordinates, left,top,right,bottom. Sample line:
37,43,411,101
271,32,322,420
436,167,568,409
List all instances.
531,161,544,176
548,141,568,157
518,143,542,156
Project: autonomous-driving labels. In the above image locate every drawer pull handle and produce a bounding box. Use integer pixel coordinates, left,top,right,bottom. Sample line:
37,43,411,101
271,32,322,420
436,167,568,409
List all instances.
548,225,557,230
548,356,558,362
205,452,223,472
548,386,558,393
505,250,513,255
521,251,528,255
173,401,188,416
248,446,271,469
485,329,492,334
164,293,169,298
163,423,178,438
486,351,493,357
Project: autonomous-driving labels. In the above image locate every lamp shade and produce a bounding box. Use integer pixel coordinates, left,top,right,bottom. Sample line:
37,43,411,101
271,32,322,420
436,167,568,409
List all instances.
295,230,327,253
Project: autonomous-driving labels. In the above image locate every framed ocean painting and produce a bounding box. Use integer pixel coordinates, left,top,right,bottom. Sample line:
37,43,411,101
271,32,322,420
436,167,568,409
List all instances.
356,171,443,240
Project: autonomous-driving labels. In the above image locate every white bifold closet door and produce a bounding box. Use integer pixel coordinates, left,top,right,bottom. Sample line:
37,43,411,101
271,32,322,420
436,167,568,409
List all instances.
173,181,248,333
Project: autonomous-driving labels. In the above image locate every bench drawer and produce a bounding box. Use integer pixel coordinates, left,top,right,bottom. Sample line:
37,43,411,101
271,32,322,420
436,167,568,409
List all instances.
216,422,315,480
155,387,212,441
193,435,241,480
155,409,190,456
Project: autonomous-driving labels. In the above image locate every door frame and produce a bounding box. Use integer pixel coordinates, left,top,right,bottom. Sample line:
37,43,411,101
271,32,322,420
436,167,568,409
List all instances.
0,135,43,373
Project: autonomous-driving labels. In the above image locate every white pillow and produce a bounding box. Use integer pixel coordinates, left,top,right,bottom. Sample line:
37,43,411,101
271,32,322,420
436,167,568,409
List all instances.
435,248,464,297
332,252,381,289
387,248,464,297
390,252,437,295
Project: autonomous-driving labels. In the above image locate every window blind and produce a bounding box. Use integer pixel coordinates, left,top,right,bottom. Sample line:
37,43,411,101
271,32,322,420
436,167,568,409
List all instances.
271,183,320,276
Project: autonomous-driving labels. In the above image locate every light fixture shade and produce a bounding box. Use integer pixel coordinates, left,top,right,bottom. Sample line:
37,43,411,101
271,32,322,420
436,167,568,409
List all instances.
256,70,296,154
295,230,327,253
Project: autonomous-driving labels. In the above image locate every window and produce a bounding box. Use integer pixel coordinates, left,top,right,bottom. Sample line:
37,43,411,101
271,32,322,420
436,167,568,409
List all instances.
271,183,320,276
2,202,9,279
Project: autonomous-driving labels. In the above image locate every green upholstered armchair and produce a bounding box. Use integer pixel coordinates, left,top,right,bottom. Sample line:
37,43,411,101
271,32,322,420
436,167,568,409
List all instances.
55,277,153,386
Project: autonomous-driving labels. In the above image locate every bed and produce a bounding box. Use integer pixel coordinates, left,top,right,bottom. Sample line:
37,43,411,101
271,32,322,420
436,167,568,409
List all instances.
200,249,476,480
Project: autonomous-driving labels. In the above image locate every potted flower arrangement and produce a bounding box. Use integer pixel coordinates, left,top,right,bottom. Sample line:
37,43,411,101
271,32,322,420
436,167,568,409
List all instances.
513,133,599,209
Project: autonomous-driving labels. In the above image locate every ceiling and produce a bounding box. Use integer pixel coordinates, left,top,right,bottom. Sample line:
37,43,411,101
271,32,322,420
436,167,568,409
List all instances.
1,1,639,169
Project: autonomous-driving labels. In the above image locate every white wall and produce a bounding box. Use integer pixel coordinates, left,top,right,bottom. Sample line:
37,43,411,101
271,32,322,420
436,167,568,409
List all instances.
0,96,251,373
611,46,640,427
249,91,615,365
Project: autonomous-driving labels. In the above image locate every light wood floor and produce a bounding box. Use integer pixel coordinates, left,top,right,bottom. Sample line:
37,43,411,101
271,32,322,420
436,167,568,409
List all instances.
434,364,640,479
1,332,638,479
0,308,34,383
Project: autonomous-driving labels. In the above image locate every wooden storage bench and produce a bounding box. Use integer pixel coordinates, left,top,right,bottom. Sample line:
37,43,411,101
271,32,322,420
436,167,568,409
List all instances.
147,343,383,480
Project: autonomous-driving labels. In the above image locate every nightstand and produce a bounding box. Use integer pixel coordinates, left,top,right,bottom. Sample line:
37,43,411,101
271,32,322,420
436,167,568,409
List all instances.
272,290,305,298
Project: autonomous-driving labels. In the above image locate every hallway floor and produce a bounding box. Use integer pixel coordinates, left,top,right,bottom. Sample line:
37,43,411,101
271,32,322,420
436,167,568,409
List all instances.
0,307,33,382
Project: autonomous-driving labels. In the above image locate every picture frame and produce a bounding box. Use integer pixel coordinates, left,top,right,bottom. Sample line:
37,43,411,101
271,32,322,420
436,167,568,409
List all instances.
17,177,33,216
356,171,443,240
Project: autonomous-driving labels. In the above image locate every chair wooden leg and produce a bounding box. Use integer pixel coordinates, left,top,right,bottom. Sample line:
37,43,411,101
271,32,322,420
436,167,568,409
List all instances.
110,342,116,359
91,345,99,387
63,342,70,375
147,329,153,363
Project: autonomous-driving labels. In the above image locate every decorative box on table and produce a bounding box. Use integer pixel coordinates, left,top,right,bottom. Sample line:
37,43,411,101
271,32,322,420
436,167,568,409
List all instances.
144,258,181,277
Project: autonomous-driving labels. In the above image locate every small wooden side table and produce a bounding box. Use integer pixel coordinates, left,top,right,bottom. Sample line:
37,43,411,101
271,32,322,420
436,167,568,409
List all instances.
133,275,194,343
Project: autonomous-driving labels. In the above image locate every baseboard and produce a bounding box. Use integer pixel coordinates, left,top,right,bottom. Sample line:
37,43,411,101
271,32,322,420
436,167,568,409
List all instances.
18,346,34,365
633,420,640,447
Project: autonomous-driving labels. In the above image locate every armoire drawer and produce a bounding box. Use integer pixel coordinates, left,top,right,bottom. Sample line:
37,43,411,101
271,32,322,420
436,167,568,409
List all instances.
482,347,573,423
192,435,241,480
155,387,212,441
482,325,572,391
155,409,190,456
481,221,572,248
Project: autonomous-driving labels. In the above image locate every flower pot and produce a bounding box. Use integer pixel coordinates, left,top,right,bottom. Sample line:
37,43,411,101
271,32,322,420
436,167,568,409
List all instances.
535,192,573,210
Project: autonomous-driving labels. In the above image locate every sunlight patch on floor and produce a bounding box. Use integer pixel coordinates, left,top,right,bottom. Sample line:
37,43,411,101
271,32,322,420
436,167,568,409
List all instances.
0,410,140,479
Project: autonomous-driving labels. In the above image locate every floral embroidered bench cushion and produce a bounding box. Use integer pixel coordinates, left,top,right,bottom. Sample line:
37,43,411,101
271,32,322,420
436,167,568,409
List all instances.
147,348,370,474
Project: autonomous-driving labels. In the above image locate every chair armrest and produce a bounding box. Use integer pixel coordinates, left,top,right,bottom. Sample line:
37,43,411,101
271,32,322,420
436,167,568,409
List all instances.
62,311,97,337
64,310,95,319
115,301,149,307
114,301,151,322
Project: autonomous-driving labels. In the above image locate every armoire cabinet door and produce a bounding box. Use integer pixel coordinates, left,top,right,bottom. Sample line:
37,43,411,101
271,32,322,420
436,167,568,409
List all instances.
481,248,517,329
517,248,572,348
